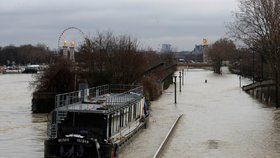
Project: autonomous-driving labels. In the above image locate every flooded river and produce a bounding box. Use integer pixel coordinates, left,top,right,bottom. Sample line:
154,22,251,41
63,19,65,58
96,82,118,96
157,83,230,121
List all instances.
121,68,280,158
0,74,47,158
1,68,280,158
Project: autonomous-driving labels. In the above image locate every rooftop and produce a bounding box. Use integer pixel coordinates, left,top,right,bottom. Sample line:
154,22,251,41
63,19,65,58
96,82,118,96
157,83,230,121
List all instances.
55,84,143,114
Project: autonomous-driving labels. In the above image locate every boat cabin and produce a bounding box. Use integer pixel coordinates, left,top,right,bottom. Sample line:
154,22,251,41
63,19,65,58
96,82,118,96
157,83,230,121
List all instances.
45,84,148,158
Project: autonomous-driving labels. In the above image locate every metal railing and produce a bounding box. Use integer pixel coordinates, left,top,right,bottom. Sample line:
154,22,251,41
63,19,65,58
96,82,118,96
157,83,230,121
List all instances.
242,80,275,91
106,86,142,105
55,90,83,108
54,84,142,109
88,85,110,98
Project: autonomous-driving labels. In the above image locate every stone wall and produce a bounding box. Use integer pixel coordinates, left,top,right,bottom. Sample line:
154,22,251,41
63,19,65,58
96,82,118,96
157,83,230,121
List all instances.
243,80,279,107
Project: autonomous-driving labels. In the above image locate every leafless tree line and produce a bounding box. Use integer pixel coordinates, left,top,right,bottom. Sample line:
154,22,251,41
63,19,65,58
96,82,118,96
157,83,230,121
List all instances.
0,44,53,65
229,0,280,85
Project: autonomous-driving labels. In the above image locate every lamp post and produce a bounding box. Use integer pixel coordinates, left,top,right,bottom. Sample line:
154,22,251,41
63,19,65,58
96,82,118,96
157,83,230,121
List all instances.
275,66,279,108
179,72,182,92
173,76,177,104
252,49,255,83
239,58,242,88
182,69,184,85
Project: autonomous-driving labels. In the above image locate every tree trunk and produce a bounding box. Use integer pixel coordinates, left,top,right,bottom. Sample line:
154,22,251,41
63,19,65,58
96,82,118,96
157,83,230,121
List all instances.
276,71,279,108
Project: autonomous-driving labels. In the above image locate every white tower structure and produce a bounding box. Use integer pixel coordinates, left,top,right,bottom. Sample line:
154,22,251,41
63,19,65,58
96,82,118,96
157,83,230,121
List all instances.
63,41,68,58
69,41,75,62
62,40,75,62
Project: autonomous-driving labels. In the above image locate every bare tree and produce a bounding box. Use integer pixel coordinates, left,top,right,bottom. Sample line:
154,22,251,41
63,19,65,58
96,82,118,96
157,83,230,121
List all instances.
79,32,148,85
206,38,237,74
32,57,76,93
229,0,280,86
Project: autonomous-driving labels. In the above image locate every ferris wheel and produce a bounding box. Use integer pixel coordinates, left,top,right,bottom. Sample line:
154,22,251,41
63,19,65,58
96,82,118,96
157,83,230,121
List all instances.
57,27,85,50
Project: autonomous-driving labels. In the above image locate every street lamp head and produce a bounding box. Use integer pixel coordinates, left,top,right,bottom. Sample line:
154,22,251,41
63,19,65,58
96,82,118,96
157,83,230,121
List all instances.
173,75,177,83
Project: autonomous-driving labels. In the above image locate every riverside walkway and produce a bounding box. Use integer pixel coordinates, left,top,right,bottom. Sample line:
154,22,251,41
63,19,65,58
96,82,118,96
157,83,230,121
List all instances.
120,68,280,158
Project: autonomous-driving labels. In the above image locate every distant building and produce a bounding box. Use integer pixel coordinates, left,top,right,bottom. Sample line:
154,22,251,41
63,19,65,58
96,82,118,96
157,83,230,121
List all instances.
202,39,209,63
203,48,209,63
161,44,172,53
62,41,75,62
190,39,209,63
193,45,204,55
203,38,208,46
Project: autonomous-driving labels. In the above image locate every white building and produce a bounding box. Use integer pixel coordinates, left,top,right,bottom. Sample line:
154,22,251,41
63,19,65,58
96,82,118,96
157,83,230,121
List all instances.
62,41,75,62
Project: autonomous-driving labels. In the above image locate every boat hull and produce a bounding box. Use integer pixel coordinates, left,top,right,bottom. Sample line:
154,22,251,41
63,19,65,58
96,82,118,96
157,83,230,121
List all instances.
44,137,113,158
44,117,149,158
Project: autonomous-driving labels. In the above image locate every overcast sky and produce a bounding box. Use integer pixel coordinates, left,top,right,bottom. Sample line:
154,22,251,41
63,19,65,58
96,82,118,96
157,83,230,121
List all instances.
0,0,238,51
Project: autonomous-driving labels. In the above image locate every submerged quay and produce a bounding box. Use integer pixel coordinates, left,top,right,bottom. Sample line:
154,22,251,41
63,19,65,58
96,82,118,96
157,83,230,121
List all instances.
120,68,280,158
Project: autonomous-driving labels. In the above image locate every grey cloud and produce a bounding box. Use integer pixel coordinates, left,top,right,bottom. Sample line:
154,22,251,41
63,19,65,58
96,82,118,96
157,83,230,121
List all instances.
0,0,237,51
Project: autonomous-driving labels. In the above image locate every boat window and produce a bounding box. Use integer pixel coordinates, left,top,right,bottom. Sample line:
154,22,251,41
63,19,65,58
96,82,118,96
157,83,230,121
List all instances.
124,107,129,126
119,109,122,128
136,102,140,119
133,103,136,120
128,106,132,122
116,111,120,131
110,113,116,136
59,113,107,140
110,111,121,135
113,113,118,133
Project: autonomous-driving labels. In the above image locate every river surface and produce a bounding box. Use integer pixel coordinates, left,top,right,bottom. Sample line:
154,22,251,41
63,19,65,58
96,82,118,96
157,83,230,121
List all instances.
1,68,280,158
0,74,47,158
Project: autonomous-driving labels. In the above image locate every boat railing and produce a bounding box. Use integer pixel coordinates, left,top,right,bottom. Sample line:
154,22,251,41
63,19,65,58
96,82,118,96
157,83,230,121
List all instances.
55,84,143,109
55,90,83,108
105,86,143,106
87,84,110,98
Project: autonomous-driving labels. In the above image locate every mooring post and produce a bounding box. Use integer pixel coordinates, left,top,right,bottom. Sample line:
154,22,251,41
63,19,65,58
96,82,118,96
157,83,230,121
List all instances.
179,72,182,92
239,75,241,88
173,76,177,104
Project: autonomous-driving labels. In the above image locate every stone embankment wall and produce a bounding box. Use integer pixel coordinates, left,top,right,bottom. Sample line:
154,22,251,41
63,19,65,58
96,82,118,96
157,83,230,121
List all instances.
142,63,176,101
243,80,279,107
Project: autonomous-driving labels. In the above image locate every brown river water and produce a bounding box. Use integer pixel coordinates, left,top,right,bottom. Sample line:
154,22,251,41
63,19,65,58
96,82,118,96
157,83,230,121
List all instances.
1,68,280,158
